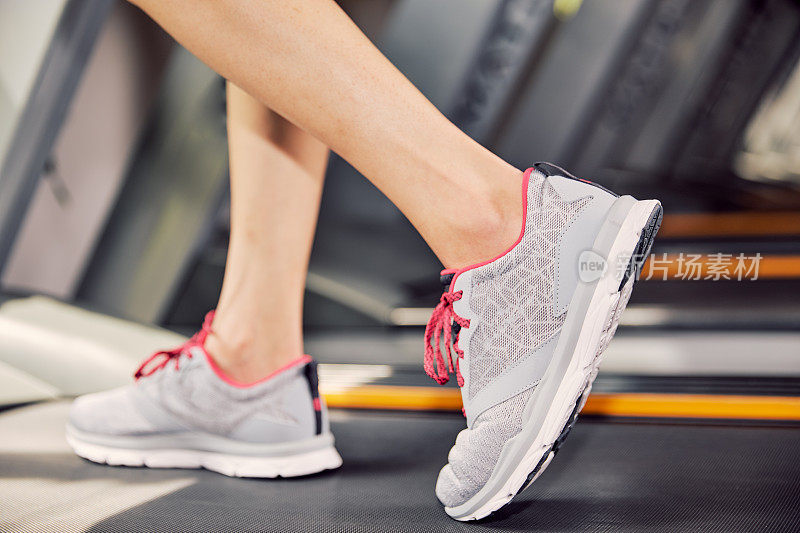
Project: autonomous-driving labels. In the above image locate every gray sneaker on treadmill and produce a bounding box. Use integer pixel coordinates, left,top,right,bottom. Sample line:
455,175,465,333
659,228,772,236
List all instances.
66,311,342,478
425,163,662,520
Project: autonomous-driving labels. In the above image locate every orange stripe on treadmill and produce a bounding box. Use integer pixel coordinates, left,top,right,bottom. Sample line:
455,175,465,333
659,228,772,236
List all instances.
322,385,463,411
320,386,800,421
660,212,800,238
639,254,800,280
583,393,800,421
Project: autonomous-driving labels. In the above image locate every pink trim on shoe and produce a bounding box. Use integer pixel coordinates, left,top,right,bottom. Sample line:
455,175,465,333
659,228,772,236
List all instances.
443,167,533,290
134,309,313,389
203,351,313,389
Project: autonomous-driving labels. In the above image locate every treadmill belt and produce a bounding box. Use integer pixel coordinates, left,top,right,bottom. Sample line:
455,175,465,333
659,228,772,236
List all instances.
1,401,799,532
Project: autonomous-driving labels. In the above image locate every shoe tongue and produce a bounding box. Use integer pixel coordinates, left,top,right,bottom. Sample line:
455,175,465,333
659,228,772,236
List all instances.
439,272,455,292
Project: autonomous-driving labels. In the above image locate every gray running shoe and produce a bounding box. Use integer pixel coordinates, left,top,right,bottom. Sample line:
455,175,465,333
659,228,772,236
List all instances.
66,312,342,478
425,163,662,520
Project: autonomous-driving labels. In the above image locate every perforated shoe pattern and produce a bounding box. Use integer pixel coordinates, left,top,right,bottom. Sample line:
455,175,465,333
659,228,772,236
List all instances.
466,173,591,399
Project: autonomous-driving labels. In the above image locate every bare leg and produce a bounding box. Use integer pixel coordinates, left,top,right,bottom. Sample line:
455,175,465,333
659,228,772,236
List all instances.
129,0,522,269
206,82,328,382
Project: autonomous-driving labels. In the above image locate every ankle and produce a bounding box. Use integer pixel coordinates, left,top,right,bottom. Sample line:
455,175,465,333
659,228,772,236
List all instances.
440,169,524,269
204,320,304,384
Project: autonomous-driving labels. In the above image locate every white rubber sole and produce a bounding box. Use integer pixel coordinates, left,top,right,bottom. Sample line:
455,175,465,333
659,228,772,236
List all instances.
66,430,343,478
446,197,662,521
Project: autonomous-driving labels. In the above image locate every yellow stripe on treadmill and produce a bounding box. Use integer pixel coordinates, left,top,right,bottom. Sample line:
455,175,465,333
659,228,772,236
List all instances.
660,212,800,238
639,254,800,280
583,393,800,420
322,385,462,411
320,386,800,421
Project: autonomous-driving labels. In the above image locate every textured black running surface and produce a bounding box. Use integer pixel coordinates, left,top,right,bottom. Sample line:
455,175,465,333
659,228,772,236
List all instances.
1,402,799,532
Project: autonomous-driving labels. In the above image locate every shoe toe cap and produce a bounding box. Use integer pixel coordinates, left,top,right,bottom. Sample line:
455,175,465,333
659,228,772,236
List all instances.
436,462,477,508
435,427,493,508
68,387,156,436
435,388,535,509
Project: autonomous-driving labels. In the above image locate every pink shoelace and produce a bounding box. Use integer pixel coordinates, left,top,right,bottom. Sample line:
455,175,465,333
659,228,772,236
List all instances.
424,289,470,387
134,310,215,380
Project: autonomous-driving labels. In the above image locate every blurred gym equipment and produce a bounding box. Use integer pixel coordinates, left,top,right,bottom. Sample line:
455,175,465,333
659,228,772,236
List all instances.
1,0,799,531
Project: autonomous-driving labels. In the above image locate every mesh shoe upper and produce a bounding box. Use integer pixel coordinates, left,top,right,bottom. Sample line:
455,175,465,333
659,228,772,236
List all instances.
436,388,533,508
69,385,174,436
466,175,591,399
430,166,618,508
69,316,327,446
69,352,323,444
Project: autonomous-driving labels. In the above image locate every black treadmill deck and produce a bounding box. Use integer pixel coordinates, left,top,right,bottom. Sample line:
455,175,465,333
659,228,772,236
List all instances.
1,402,799,532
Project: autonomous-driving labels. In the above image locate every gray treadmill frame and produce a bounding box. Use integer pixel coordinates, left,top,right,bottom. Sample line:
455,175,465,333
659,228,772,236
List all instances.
0,0,113,278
